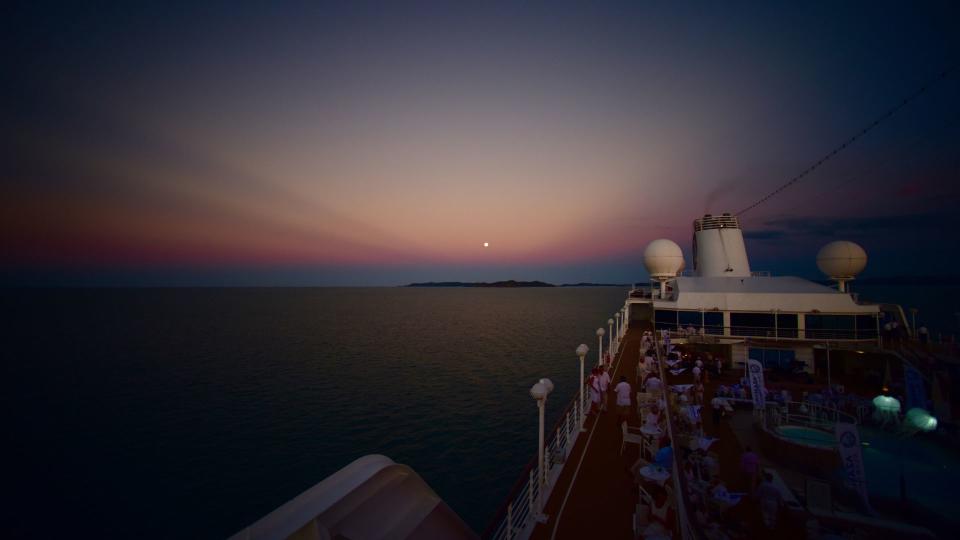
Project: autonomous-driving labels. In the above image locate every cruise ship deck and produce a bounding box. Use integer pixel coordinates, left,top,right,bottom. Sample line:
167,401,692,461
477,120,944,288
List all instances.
531,323,947,540
529,326,806,540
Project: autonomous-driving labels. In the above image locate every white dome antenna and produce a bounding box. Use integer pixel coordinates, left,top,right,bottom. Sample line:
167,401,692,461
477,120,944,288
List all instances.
644,239,684,298
816,241,867,293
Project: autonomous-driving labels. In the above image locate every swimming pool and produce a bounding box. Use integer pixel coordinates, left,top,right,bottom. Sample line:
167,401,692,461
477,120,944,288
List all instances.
775,425,836,448
773,424,960,525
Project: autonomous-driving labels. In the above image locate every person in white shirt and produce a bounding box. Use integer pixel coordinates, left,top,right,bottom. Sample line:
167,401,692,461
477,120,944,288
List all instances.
710,395,729,425
599,365,612,412
614,375,632,424
692,364,702,383
645,375,662,393
588,368,602,414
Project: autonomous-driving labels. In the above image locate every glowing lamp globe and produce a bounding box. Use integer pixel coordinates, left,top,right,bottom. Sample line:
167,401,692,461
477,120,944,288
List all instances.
538,378,555,394
905,408,937,432
643,239,685,280
817,241,867,279
596,327,605,336
872,395,901,413
530,382,547,400
576,344,589,357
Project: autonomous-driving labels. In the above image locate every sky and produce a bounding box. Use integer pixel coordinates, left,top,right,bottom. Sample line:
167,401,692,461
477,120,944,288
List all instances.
3,1,959,286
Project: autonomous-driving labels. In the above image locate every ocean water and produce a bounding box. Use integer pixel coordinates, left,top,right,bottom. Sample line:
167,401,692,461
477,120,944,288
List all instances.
2,287,628,538
853,282,960,336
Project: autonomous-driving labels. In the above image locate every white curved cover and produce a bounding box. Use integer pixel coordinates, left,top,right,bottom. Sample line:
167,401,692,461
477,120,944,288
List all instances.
230,455,477,540
816,241,867,278
644,239,685,279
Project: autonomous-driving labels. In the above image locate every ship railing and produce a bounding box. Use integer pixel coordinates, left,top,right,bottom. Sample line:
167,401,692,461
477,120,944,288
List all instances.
629,284,653,299
482,385,591,540
655,323,879,342
651,329,700,540
764,400,859,432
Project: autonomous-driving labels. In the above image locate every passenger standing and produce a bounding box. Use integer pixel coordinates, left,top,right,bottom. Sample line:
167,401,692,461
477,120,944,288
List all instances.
614,375,632,425
692,363,702,384
756,472,782,529
710,394,725,425
588,368,602,414
599,365,612,412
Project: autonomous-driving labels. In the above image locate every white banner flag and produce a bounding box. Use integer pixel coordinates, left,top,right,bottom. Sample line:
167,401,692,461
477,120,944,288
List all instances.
836,422,869,507
747,358,765,409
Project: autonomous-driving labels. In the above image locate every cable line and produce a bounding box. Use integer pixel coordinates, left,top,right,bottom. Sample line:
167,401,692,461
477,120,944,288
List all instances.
737,69,951,216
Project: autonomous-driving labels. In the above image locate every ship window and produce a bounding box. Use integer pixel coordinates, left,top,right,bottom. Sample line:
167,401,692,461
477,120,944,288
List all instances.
704,312,723,334
805,314,855,339
677,310,702,327
777,313,798,338
730,312,776,337
748,348,796,370
654,309,677,331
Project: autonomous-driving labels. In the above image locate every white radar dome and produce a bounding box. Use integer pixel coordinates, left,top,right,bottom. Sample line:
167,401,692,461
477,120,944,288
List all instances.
644,239,685,279
816,241,867,279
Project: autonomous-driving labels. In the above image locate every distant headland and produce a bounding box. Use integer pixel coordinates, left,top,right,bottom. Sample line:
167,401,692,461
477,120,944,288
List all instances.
404,280,628,288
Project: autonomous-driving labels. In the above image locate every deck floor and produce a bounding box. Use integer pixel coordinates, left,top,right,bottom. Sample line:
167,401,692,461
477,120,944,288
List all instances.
529,326,646,540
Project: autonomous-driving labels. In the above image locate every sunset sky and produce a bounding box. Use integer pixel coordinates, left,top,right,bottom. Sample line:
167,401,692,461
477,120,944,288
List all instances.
4,2,959,285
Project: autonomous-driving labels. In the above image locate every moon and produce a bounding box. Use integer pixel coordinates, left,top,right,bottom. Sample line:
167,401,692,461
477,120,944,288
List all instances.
483,242,489,247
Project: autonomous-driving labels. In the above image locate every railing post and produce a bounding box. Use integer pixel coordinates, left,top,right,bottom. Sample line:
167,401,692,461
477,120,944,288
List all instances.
528,469,536,523
506,503,513,540
550,427,559,470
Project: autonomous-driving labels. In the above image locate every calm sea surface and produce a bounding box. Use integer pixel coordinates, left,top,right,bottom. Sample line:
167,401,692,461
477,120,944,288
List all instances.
3,287,628,538
4,284,957,539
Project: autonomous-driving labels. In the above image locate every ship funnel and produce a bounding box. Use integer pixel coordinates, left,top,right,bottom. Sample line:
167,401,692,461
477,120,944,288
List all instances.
817,241,867,292
692,213,751,277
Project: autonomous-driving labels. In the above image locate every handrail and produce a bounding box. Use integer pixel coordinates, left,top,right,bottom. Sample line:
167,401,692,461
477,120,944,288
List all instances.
764,400,859,430
655,323,880,342
651,329,705,540
482,383,591,540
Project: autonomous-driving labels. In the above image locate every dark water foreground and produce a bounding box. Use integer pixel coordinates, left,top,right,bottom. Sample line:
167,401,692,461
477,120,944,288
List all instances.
2,287,627,538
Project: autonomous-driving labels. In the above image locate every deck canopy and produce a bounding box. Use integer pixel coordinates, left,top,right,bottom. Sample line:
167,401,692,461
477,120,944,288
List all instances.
650,276,879,314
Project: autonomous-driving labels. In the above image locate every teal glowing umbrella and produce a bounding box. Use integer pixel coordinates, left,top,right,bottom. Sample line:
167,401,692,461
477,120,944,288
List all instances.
905,408,937,432
872,395,901,413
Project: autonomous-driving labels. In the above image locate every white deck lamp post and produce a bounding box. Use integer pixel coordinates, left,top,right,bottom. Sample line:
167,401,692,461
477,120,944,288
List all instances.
576,344,589,431
615,311,622,341
530,377,554,522
596,327,605,367
607,318,614,356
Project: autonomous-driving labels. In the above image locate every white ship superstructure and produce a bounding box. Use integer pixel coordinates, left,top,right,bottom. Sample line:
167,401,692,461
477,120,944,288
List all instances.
627,213,882,373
